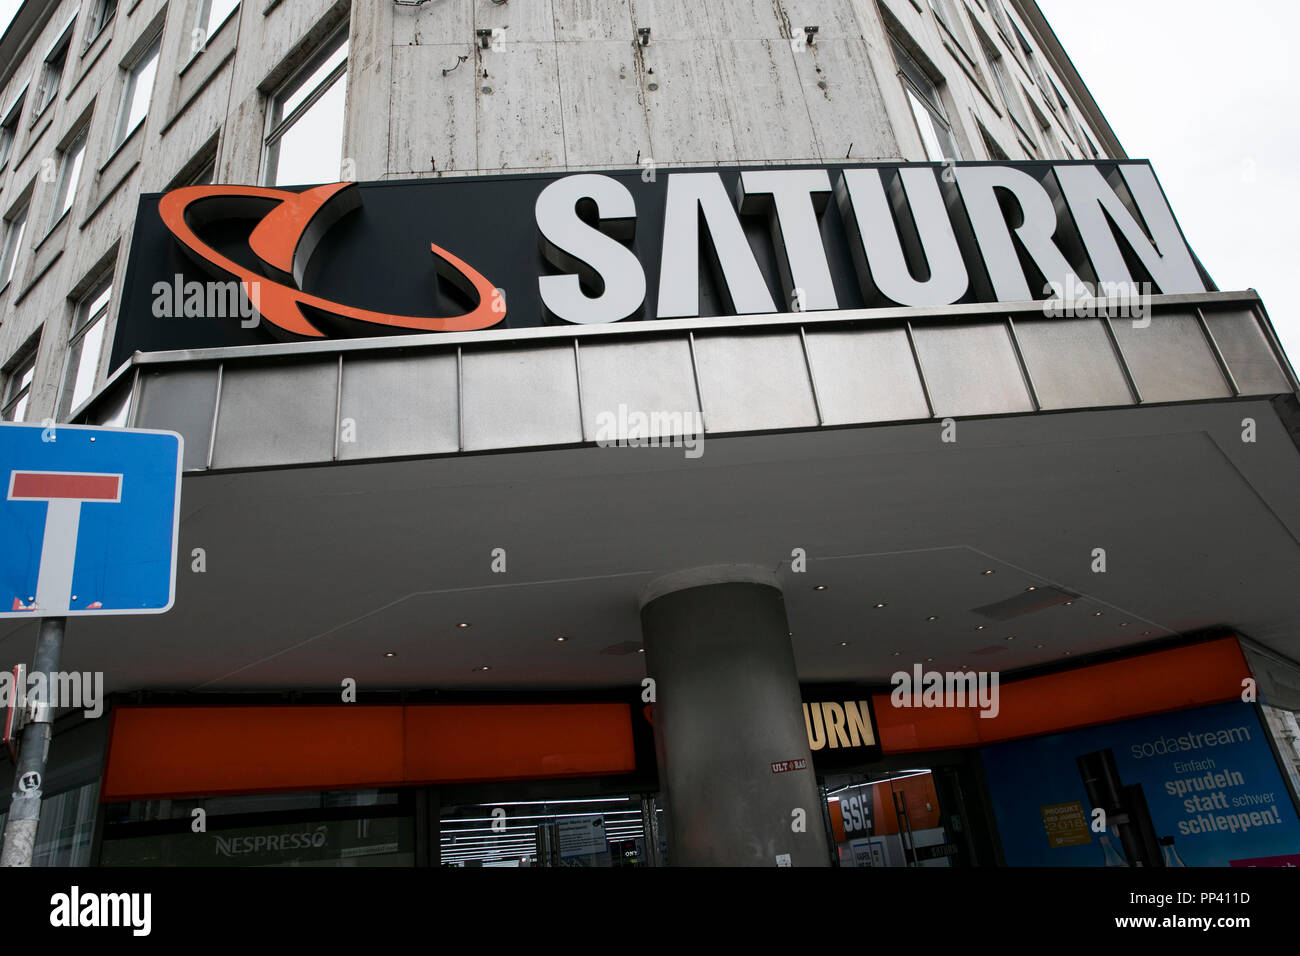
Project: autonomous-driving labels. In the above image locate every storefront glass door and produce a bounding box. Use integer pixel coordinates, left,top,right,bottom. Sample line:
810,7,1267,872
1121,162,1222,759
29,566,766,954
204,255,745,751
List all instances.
824,768,961,867
438,794,661,867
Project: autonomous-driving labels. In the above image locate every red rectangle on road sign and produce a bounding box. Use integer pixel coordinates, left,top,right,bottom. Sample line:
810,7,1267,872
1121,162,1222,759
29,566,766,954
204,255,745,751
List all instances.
9,472,121,501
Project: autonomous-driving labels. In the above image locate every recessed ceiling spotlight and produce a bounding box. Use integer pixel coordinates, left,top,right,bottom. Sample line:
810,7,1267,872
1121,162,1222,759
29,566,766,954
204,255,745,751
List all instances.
456,622,472,629
926,615,938,622
1118,622,1129,627
477,665,491,671
384,651,397,658
637,647,645,653
1063,601,1074,606
925,657,935,662
874,603,886,609
1140,631,1152,636
892,650,901,656
553,636,568,643
1034,643,1045,649
1004,635,1015,641
982,569,995,575
1026,586,1038,592
840,642,848,647
1093,611,1103,617
814,585,828,591
975,625,985,631
1063,650,1072,656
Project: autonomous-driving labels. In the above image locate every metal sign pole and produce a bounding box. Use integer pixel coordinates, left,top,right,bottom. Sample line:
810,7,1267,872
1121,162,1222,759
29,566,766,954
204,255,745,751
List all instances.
0,616,65,867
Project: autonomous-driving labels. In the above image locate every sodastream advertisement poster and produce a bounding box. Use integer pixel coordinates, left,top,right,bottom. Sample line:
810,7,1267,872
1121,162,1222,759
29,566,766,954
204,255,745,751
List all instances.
981,700,1300,866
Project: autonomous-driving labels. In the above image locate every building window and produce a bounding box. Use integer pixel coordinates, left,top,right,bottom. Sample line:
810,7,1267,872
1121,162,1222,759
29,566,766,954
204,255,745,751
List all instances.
988,0,1016,43
58,279,112,420
264,29,349,186
113,37,161,149
196,0,239,49
0,94,24,168
1050,79,1086,152
1082,129,1101,159
982,38,1031,136
189,158,216,186
1,342,38,422
86,0,118,46
0,201,28,288
928,0,979,65
34,32,71,117
50,129,87,226
893,41,960,162
1009,18,1054,98
979,123,1009,161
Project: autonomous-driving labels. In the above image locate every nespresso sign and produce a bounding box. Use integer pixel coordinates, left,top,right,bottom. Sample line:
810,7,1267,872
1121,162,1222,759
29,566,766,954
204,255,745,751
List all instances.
111,160,1203,367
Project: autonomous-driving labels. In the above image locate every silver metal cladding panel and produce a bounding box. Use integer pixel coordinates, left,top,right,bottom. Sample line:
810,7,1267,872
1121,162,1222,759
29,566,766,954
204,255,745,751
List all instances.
135,367,220,472
1110,313,1233,404
803,326,930,424
910,322,1035,417
1203,309,1291,396
578,338,700,438
1012,319,1133,410
93,382,133,429
211,361,338,469
460,344,583,450
692,331,820,432
338,352,459,461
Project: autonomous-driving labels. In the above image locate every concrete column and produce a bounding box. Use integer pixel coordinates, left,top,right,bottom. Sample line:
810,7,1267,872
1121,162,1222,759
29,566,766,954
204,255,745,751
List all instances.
640,566,828,867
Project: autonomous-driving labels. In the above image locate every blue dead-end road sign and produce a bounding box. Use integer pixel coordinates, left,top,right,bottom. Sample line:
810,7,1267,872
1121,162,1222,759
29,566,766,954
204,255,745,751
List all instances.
0,423,182,618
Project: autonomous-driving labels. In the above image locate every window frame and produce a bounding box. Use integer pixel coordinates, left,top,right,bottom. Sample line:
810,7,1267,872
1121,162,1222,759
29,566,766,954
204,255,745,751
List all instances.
987,0,1016,44
262,25,349,187
892,41,961,163
0,199,30,290
1,340,39,422
50,127,88,228
34,30,73,119
57,276,114,422
195,0,241,51
85,0,119,49
1050,78,1088,152
113,35,162,150
981,36,1031,138
0,92,26,169
928,0,980,67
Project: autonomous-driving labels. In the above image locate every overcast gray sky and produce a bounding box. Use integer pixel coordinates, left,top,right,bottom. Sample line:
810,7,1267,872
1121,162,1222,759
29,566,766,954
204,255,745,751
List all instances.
1,1,1294,364
1038,0,1300,367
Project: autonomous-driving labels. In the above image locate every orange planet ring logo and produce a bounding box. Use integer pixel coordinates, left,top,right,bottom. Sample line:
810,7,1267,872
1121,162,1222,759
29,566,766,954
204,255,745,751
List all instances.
157,182,503,338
